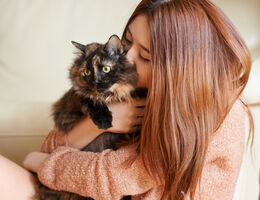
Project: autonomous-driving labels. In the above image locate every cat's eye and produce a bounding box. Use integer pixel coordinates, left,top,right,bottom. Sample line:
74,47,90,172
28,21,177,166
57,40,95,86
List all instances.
82,69,91,76
102,65,111,73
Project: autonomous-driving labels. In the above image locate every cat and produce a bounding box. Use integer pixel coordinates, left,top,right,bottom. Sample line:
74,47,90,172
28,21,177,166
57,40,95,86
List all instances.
37,35,147,200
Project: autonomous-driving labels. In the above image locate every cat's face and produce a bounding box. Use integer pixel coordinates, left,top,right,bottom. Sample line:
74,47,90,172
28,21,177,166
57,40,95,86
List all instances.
70,35,137,102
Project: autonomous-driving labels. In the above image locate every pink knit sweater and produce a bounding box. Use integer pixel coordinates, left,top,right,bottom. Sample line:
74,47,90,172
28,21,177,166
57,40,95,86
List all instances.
38,99,246,200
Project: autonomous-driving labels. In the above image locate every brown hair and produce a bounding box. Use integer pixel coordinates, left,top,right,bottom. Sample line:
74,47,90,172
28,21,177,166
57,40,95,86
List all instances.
122,0,253,199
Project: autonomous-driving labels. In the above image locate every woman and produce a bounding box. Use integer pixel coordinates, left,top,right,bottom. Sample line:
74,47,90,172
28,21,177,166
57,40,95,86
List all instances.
0,0,254,199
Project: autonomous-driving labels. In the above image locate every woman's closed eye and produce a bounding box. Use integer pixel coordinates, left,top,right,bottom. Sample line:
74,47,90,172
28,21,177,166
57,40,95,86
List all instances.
123,37,150,62
123,38,132,51
125,37,132,44
139,54,150,62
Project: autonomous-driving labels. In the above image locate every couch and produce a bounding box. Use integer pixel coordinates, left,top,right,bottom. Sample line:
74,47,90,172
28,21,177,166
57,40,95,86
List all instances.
0,0,259,199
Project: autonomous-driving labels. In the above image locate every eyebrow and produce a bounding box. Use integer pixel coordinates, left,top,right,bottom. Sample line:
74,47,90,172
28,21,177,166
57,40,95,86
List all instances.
127,28,150,54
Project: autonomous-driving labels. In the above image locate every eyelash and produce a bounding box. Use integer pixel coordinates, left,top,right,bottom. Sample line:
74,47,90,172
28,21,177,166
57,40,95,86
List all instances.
124,38,150,62
124,37,131,45
139,54,150,62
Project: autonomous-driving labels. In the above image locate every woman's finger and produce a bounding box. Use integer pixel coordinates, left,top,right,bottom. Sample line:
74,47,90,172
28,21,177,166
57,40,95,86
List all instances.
130,125,142,132
133,117,143,126
134,107,145,116
134,98,147,107
23,152,49,173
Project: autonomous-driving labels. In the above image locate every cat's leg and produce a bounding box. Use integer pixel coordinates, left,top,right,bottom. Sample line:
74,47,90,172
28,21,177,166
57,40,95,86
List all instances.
38,185,94,200
54,111,85,133
53,89,86,133
82,99,112,130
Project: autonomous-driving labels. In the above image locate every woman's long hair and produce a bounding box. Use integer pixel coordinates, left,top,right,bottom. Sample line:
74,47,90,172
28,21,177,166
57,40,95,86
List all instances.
122,0,254,199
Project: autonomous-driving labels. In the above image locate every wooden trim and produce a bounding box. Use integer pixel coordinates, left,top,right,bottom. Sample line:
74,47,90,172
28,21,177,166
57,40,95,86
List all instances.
248,102,260,107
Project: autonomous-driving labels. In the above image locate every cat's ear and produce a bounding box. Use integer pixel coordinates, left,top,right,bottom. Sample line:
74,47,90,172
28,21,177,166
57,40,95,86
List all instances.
71,41,86,53
105,35,123,56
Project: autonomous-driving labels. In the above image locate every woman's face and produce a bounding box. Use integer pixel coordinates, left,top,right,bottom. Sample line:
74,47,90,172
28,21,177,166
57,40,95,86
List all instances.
122,14,151,89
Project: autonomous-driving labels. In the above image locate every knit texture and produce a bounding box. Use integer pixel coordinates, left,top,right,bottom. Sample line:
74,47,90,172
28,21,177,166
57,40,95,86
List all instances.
38,99,246,200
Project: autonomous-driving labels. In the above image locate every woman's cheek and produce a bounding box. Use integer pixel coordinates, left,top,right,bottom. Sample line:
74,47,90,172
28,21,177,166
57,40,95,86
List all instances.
136,62,151,89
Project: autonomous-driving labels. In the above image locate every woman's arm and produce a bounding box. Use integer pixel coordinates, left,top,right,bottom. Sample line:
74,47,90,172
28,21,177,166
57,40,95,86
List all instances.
25,98,245,200
24,143,159,200
25,95,245,200
24,117,103,173
36,144,158,200
24,99,149,199
41,100,146,153
40,117,103,153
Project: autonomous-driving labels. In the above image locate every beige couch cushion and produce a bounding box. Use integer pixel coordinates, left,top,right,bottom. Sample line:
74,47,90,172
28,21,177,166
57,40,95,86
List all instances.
0,101,53,136
244,59,260,104
214,0,260,60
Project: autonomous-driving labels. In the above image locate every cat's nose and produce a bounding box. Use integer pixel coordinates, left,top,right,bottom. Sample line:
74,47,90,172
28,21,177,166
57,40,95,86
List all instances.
95,79,102,84
95,74,102,83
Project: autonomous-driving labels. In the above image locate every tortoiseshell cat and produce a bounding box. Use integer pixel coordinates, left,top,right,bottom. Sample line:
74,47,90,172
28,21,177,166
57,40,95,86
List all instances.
37,35,146,200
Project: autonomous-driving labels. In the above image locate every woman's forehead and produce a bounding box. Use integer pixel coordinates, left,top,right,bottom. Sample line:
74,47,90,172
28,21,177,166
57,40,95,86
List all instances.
128,15,150,50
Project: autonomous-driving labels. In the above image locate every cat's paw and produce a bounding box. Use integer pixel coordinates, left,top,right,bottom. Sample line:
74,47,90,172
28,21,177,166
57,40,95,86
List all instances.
90,110,113,130
92,115,112,129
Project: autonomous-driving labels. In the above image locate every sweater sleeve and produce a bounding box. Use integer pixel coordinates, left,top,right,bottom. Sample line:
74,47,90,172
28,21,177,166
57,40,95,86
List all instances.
37,143,158,200
40,129,69,153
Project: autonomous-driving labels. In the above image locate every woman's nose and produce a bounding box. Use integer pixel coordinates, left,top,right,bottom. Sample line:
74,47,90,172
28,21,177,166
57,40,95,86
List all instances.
125,47,136,65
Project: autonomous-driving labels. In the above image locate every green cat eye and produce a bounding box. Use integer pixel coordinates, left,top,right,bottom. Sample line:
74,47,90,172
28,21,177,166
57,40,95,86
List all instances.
102,65,111,73
83,69,91,76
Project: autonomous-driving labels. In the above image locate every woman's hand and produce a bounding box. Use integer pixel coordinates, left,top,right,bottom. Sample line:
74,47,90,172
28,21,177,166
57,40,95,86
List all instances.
22,98,145,172
66,98,146,149
23,152,49,173
107,98,146,133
